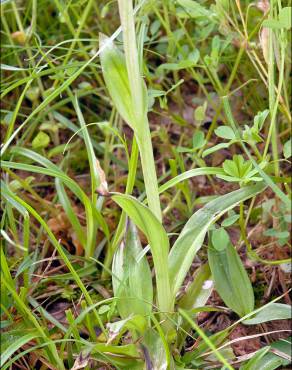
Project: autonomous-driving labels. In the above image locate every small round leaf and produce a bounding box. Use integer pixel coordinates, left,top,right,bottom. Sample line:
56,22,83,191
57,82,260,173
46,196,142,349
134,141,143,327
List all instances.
211,228,230,251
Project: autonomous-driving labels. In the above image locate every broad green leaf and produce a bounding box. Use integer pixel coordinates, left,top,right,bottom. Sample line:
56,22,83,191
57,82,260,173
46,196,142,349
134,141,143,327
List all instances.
117,0,148,124
99,33,147,131
168,183,265,296
218,155,263,184
243,303,291,325
176,146,195,153
215,126,236,140
101,11,162,221
99,34,135,129
242,125,263,144
211,228,230,251
208,237,254,317
112,221,153,319
98,305,110,315
192,131,206,149
148,89,165,98
111,193,172,312
32,132,50,149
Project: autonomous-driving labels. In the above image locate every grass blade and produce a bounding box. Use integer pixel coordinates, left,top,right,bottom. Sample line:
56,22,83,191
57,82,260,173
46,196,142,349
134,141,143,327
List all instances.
1,183,106,336
158,167,225,194
243,303,291,325
3,147,109,255
179,309,234,370
0,330,40,367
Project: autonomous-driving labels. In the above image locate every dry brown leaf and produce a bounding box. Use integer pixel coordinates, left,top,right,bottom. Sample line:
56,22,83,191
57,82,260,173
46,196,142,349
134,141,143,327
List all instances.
96,159,109,196
71,352,90,370
259,27,269,64
71,230,84,256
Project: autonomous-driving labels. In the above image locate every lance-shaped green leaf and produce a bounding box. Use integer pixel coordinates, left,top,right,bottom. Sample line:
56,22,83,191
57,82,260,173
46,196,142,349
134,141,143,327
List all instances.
112,193,172,313
243,303,291,325
168,183,265,297
99,33,147,132
208,232,254,317
112,221,153,320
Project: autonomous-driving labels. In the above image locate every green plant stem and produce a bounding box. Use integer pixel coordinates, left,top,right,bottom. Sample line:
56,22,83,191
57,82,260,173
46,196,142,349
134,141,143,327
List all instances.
118,0,162,221
263,2,286,180
137,127,162,221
